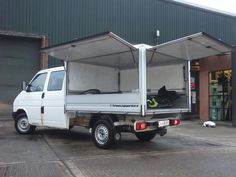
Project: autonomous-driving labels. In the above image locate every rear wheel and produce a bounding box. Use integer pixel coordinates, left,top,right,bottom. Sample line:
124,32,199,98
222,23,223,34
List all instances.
135,131,157,142
69,125,74,130
14,113,36,134
92,119,114,149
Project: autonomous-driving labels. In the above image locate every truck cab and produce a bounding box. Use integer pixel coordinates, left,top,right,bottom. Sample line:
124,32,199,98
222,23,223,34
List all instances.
13,67,68,133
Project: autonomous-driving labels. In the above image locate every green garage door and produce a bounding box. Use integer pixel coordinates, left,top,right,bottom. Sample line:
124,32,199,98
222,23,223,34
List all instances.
0,36,41,118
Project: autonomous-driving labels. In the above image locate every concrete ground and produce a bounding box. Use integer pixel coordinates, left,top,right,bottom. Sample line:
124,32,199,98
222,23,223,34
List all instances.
1,120,236,177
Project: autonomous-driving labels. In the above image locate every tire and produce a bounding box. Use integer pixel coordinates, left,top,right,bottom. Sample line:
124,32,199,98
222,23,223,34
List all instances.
135,131,157,142
69,125,74,130
14,113,36,134
92,119,114,149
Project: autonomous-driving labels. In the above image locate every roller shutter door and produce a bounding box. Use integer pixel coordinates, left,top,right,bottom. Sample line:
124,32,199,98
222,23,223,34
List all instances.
0,36,41,117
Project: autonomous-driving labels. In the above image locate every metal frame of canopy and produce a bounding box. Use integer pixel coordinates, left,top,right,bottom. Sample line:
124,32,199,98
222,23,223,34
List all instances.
41,32,233,116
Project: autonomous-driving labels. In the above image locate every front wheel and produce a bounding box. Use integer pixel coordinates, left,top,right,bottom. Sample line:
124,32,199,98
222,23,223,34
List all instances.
92,119,114,149
14,113,36,134
135,131,157,142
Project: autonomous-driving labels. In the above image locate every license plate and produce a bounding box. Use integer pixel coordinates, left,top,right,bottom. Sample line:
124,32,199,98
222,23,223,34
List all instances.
158,120,169,127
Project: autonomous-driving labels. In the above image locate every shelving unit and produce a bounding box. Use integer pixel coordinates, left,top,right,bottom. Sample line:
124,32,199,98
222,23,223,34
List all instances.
209,70,232,121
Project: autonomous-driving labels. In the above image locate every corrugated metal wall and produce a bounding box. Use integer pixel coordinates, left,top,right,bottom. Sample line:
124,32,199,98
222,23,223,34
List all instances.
0,0,236,67
0,36,41,117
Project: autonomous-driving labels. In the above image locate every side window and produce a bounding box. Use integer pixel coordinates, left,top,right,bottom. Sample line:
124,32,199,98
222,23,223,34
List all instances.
27,73,47,92
47,71,65,91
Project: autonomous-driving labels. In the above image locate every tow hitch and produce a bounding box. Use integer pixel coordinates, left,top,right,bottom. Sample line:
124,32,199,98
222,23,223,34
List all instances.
158,128,167,136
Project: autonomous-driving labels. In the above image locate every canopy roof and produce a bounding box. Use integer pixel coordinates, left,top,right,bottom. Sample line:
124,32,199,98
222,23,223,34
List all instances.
148,32,232,62
42,31,233,69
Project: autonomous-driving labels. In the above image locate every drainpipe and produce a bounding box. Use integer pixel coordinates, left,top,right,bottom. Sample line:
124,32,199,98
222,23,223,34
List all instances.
232,47,236,127
40,36,48,69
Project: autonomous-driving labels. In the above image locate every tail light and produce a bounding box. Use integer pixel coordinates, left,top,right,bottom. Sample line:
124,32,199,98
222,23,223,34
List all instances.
169,119,181,126
135,121,147,131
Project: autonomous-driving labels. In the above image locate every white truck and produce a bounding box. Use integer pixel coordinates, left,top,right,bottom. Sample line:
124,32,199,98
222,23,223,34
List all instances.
12,32,232,148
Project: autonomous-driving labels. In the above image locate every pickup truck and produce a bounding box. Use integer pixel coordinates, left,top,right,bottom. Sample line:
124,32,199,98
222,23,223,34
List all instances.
12,32,232,149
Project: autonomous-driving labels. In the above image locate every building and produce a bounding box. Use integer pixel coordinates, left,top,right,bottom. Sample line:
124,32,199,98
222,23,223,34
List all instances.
0,0,236,125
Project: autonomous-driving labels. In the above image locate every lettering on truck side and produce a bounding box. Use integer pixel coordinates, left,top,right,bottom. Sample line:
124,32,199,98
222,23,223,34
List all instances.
110,104,139,108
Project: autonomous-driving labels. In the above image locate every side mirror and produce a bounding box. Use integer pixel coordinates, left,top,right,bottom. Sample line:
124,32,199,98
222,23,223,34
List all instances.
21,81,27,91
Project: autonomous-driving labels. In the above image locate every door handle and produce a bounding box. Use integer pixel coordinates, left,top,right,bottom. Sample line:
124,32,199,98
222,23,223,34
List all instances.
42,92,45,99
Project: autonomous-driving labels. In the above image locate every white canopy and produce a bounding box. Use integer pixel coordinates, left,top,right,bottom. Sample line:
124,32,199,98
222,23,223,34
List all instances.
42,32,138,69
42,32,233,69
148,32,232,65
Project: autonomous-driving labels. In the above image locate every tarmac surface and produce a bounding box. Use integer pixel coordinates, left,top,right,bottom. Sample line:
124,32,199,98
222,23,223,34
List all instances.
1,120,236,177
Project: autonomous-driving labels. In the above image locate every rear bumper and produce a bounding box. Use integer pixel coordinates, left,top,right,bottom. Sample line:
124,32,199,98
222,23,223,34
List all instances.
134,118,180,132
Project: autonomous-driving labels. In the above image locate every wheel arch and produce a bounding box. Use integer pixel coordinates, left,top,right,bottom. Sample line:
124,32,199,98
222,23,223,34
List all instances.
13,108,27,120
89,114,119,128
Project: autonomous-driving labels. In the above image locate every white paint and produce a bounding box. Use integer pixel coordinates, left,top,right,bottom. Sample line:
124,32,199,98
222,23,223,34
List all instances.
42,74,68,128
14,91,44,125
120,69,139,92
120,63,185,92
68,63,119,92
66,93,140,114
13,67,68,128
147,64,184,90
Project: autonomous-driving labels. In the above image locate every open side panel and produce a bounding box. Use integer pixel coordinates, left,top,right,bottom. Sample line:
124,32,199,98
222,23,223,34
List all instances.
149,32,233,61
42,32,137,66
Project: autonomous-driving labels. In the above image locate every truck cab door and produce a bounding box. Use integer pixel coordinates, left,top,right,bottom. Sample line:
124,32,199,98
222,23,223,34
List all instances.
42,70,68,128
24,72,48,126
